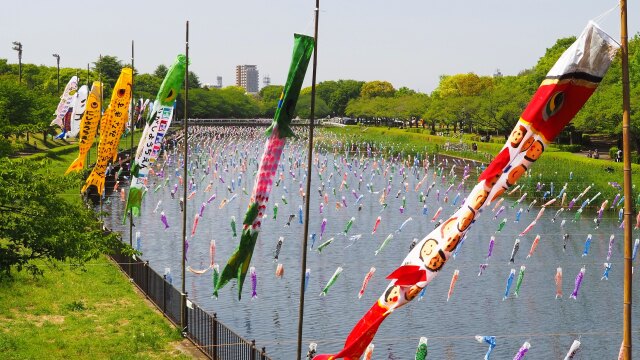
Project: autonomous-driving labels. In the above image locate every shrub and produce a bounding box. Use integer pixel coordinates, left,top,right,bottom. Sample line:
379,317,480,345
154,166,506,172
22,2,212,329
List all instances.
609,146,619,159
557,144,582,153
582,134,591,146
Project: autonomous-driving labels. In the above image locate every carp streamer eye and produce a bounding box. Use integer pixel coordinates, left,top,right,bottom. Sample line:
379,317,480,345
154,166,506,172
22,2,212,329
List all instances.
543,91,564,120
165,89,176,102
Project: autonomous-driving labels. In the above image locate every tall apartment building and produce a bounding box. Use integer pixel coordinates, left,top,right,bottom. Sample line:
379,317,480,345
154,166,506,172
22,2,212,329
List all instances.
235,65,259,93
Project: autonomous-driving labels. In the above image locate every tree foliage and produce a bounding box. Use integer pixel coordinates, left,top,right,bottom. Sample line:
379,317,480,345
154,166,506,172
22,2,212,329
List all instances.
0,159,127,278
360,80,395,98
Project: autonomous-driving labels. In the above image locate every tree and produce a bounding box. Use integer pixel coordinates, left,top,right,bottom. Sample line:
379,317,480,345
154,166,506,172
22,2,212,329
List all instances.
153,64,168,79
360,80,395,98
0,159,128,278
93,55,123,96
188,71,201,89
436,73,493,97
396,86,417,97
258,85,284,117
135,73,162,100
330,80,364,115
294,93,330,119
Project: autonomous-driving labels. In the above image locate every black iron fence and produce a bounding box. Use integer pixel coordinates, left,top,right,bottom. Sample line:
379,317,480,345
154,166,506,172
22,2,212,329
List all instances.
108,250,272,360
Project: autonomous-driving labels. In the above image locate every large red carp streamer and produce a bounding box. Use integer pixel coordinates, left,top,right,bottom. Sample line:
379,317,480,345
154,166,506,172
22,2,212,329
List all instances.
313,22,619,360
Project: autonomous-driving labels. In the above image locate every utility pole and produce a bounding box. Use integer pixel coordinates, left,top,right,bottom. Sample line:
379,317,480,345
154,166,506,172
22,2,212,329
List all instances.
12,41,22,84
52,54,60,93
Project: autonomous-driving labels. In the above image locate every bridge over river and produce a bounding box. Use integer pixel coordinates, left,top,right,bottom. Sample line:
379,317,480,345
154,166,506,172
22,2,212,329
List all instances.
172,118,331,127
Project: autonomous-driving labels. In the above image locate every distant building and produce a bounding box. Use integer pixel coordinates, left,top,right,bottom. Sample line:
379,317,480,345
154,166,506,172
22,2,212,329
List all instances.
235,65,259,93
493,68,503,78
216,76,222,88
263,75,271,88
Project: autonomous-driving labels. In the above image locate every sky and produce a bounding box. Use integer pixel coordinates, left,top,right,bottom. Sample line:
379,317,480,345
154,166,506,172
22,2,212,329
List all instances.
0,0,637,93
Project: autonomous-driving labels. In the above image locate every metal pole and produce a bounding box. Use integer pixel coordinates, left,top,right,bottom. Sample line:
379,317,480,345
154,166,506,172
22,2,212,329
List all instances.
297,1,319,358
620,1,633,358
98,54,103,217
129,40,135,250
12,41,22,84
181,20,190,335
18,46,22,84
52,54,60,93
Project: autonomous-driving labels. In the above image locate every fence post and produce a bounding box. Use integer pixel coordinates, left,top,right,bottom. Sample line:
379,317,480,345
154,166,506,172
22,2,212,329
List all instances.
261,346,267,360
144,261,149,298
213,313,218,360
181,293,187,336
251,340,256,360
162,275,167,315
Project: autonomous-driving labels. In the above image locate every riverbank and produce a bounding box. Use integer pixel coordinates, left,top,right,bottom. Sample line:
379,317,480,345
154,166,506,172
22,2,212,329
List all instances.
0,132,203,359
322,125,639,208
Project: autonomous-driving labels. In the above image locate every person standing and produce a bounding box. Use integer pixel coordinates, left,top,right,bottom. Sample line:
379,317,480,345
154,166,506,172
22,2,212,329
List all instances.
616,148,622,162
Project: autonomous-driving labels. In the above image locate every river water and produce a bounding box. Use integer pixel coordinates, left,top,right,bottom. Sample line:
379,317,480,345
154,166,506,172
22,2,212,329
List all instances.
103,128,639,359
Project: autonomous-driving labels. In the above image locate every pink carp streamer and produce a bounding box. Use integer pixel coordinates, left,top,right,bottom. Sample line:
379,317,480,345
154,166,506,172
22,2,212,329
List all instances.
358,267,376,299
446,269,459,302
555,267,563,299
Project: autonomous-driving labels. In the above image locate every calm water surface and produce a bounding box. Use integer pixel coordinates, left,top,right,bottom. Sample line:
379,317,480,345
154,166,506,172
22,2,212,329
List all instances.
104,131,639,359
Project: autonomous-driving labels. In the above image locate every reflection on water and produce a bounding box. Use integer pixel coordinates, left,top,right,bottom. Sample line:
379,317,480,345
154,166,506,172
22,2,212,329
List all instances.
105,133,639,359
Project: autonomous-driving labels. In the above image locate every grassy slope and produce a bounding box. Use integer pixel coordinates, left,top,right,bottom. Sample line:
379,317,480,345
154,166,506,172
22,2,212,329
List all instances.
0,131,190,360
323,126,639,206
0,259,189,360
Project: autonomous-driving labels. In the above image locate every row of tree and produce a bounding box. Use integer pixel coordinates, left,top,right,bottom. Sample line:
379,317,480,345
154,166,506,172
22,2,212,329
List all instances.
2,32,640,153
343,34,640,149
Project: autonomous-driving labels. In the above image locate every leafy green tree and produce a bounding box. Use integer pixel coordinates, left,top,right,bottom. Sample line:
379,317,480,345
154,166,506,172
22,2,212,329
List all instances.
154,64,168,79
436,73,493,97
93,55,123,96
360,80,395,98
188,71,201,89
135,73,162,101
396,86,417,97
294,93,330,119
258,85,284,117
0,159,127,278
330,80,364,115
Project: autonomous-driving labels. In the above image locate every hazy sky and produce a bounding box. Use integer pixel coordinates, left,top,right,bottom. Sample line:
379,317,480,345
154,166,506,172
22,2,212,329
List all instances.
0,0,636,93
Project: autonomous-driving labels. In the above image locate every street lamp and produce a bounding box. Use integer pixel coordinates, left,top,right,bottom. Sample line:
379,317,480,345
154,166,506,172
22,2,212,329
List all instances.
11,41,22,84
52,54,60,93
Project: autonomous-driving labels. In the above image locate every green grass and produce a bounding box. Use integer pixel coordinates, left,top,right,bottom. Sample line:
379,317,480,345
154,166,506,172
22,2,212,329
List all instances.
0,257,191,360
1,129,190,359
323,125,640,208
8,132,75,155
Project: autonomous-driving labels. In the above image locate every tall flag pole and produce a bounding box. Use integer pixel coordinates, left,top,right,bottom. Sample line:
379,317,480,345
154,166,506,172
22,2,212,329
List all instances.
98,55,103,220
297,1,319,359
129,40,135,249
620,1,632,358
181,20,190,335
313,22,619,360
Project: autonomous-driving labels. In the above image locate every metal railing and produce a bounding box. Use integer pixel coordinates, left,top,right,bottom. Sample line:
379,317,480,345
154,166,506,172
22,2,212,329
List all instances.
108,250,272,360
172,118,323,127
